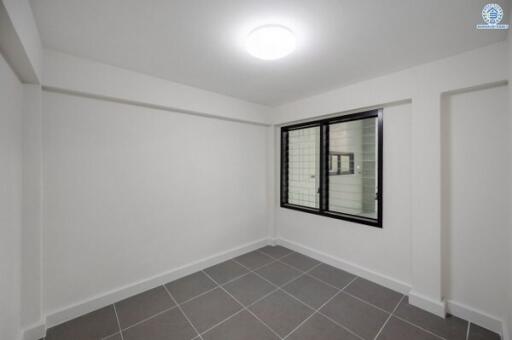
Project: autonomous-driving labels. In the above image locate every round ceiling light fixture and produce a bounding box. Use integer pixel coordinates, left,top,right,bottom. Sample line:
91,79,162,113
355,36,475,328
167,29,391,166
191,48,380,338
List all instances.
246,24,296,60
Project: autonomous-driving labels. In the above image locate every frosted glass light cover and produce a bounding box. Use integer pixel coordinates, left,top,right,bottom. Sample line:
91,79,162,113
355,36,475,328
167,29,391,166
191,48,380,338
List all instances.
246,25,296,60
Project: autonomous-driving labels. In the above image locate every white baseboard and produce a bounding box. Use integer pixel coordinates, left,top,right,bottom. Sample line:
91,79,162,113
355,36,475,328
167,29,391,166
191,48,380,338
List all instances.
277,237,506,338
267,237,278,246
408,290,446,317
276,238,411,294
502,320,510,340
25,236,506,340
447,300,505,337
41,238,269,334
22,322,45,340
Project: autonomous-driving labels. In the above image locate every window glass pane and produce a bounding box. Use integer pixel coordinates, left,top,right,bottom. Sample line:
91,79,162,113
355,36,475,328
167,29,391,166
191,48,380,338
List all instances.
287,126,320,208
328,118,377,219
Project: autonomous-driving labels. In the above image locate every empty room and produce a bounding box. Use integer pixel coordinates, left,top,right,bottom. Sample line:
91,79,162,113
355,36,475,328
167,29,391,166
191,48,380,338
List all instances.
1,1,512,339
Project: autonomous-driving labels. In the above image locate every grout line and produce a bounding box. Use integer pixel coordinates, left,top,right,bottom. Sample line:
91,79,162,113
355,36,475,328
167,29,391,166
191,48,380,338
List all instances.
105,268,258,335
466,322,471,340
191,307,246,338
118,304,179,333
312,272,354,289
244,259,365,340
247,261,323,292
101,332,123,340
235,257,376,340
191,254,324,339
341,290,393,314
304,271,355,291
169,256,277,306
177,285,220,305
109,248,435,340
276,254,322,273
256,248,295,261
179,263,295,338
189,283,290,339
389,298,447,340
82,247,456,340
229,257,279,276
112,304,125,340
163,285,204,340
281,276,364,340
276,257,362,295
330,280,446,340
316,310,367,340
251,249,276,260
277,258,364,295
201,270,283,339
77,248,295,340
373,295,405,339
282,276,360,340
231,252,455,340
390,314,447,340
233,261,274,274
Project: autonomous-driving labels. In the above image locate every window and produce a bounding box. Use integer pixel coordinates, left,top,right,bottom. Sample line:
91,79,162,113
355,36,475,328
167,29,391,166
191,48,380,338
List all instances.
281,109,383,227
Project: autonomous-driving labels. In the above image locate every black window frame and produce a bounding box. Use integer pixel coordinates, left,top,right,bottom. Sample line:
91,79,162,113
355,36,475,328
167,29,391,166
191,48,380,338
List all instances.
280,109,383,228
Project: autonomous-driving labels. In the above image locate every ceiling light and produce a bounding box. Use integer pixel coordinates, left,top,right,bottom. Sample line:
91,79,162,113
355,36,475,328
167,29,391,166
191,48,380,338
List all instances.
246,25,296,60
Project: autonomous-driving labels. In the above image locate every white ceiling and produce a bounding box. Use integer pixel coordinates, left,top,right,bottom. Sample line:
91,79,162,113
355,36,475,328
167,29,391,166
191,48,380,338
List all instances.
30,0,508,106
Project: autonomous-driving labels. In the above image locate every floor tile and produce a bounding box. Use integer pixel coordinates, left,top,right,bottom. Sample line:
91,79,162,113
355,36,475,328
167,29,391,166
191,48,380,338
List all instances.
287,313,360,340
115,286,175,329
165,271,217,303
46,305,119,340
122,308,196,340
234,251,274,270
468,323,501,340
249,290,314,337
204,260,248,284
394,300,468,339
309,264,356,289
181,287,242,333
202,311,279,340
283,275,338,309
103,333,122,340
258,245,293,259
376,317,441,340
44,250,486,340
344,278,403,312
223,273,276,306
256,261,302,286
280,252,320,272
320,292,389,340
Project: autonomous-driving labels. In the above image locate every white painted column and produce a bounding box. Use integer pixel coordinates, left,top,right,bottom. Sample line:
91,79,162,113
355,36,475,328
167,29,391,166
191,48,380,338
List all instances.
266,125,277,243
21,84,45,338
409,84,445,317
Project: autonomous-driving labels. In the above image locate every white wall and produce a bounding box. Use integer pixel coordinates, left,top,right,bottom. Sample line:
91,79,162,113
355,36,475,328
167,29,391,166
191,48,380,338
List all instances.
0,0,42,83
272,42,508,331
0,3,44,338
43,50,272,125
21,84,43,332
276,102,412,288
441,85,509,331
0,53,23,340
507,24,512,340
42,90,268,316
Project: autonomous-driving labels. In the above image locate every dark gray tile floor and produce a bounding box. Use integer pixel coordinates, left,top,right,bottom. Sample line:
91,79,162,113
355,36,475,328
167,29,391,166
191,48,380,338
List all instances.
43,246,502,340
